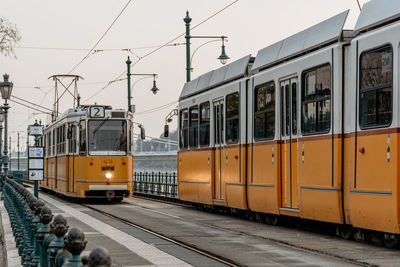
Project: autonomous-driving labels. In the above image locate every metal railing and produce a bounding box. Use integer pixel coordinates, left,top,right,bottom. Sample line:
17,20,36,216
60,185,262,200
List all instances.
133,171,178,198
2,177,112,267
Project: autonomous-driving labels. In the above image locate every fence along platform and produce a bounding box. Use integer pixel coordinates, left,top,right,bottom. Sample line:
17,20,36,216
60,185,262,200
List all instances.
133,171,178,198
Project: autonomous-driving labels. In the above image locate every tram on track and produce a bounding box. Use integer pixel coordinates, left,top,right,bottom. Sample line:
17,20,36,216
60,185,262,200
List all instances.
38,105,134,201
174,0,400,245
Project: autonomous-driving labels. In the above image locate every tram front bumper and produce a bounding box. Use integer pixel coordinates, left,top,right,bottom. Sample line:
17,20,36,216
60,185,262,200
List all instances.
85,185,129,198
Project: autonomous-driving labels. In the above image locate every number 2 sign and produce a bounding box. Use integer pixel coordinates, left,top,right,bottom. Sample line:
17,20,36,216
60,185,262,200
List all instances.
89,106,105,118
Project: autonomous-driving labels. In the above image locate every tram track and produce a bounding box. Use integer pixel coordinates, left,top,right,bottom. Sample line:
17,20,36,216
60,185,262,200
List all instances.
23,184,378,266
130,193,375,267
81,203,243,267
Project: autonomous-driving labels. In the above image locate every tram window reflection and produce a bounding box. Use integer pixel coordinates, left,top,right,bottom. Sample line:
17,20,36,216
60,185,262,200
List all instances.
226,92,239,144
199,102,210,147
179,109,189,149
87,120,127,155
254,81,275,140
189,106,199,148
301,64,331,135
359,45,393,129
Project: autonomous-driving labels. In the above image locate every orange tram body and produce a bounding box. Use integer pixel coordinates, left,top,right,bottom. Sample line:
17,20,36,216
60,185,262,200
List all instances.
38,105,133,201
177,2,400,243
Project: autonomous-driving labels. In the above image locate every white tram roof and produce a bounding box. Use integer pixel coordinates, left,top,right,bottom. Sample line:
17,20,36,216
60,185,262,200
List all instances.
179,54,252,100
355,0,400,33
251,10,349,72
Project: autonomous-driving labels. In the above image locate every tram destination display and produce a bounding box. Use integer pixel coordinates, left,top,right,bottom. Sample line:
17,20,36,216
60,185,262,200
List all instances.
28,147,44,181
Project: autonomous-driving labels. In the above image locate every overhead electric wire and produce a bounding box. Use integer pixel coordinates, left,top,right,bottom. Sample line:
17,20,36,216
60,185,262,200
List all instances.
67,0,133,74
15,43,185,52
134,101,178,115
11,95,54,112
10,99,52,115
83,0,239,103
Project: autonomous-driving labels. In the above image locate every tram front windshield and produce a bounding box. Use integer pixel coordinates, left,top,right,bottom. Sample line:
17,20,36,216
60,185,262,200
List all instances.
88,120,127,155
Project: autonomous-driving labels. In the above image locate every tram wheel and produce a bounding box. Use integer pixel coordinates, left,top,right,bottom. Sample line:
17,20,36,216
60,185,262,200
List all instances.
255,213,264,223
338,225,353,240
353,229,369,242
381,233,398,248
267,214,279,226
247,211,256,221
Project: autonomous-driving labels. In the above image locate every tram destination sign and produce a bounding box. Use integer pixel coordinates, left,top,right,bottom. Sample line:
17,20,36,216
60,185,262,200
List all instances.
28,146,44,181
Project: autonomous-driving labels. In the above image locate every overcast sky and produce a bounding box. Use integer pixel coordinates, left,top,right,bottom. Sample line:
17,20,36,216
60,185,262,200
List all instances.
1,0,367,149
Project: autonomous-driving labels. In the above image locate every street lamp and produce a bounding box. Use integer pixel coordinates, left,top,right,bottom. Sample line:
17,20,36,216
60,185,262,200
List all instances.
0,110,4,177
0,74,13,178
184,11,230,82
126,56,159,112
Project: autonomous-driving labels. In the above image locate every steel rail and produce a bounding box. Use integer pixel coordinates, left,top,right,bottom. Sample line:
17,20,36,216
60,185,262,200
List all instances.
81,203,242,267
130,193,373,267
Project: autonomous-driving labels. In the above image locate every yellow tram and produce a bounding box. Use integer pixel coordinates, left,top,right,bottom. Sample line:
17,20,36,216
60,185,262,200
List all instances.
175,0,400,245
38,105,133,201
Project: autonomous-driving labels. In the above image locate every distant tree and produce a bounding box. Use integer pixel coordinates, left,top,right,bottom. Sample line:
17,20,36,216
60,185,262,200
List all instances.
0,17,21,57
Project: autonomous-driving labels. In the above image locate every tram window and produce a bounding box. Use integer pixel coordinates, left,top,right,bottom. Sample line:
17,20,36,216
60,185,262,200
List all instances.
179,109,189,149
189,106,199,148
301,64,331,134
79,120,86,155
254,81,275,140
292,83,297,135
359,45,393,128
226,92,239,144
88,120,127,155
47,133,51,156
199,102,210,147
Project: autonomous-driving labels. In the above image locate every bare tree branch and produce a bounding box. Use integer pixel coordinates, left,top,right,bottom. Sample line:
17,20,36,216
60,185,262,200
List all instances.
0,17,21,58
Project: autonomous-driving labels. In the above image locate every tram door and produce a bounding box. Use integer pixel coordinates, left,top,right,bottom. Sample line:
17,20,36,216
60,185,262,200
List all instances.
67,124,76,193
280,78,299,209
213,99,224,201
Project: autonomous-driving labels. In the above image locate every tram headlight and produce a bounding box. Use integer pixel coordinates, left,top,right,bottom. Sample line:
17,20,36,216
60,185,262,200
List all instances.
105,172,112,179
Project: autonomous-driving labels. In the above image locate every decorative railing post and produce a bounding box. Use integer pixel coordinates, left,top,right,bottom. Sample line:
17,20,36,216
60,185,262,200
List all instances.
36,205,53,267
48,215,69,267
24,193,37,267
31,198,45,266
61,228,87,267
81,247,111,267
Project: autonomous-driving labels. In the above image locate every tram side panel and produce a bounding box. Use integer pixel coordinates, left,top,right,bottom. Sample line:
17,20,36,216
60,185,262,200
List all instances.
223,89,247,210
178,149,213,204
347,27,400,234
246,77,280,215
56,155,67,194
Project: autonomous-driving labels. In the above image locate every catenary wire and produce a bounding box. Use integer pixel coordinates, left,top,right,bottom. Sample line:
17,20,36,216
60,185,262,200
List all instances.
67,0,133,74
11,95,54,112
83,0,239,102
10,99,52,115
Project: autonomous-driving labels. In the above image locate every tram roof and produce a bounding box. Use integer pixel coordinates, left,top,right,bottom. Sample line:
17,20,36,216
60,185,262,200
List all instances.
179,54,252,100
251,10,349,72
355,0,400,33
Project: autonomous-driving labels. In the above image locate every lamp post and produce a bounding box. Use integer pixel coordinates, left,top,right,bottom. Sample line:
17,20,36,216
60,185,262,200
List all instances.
184,11,230,82
126,56,159,112
0,74,13,178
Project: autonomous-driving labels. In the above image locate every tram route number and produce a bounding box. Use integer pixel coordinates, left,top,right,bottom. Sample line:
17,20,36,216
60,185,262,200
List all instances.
89,106,105,118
